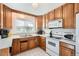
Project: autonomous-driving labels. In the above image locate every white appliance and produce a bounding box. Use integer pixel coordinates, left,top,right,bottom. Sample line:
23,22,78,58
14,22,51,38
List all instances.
48,19,63,28
46,36,61,56
76,13,79,56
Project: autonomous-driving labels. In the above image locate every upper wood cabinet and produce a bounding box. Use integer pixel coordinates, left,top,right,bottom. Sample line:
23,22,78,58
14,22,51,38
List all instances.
36,16,43,30
43,15,46,28
74,3,79,13
48,10,55,20
63,3,75,28
54,6,63,19
42,14,48,28
3,5,12,29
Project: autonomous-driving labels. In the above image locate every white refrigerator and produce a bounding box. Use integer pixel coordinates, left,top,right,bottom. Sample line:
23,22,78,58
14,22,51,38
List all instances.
76,13,79,56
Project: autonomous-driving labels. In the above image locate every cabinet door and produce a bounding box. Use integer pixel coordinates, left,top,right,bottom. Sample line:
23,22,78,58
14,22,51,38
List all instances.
54,6,63,19
0,48,9,56
43,15,46,28
60,46,74,56
11,39,20,55
20,41,28,52
28,38,36,49
3,5,12,29
40,38,46,50
36,16,43,30
48,10,54,20
74,3,79,13
38,37,46,50
44,14,49,28
59,42,75,56
63,3,75,28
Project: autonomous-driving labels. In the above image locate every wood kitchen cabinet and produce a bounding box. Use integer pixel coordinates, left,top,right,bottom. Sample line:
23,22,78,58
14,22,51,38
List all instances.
48,10,55,20
0,48,9,56
63,3,75,28
44,3,75,29
11,39,20,55
11,38,28,55
11,37,46,55
54,6,63,19
11,37,38,55
28,37,37,49
20,40,28,52
59,41,75,56
35,16,43,30
37,36,46,51
44,14,49,28
42,15,46,28
74,3,79,13
3,5,12,29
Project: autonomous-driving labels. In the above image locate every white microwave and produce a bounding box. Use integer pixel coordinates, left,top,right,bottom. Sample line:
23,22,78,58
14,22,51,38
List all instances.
48,19,63,29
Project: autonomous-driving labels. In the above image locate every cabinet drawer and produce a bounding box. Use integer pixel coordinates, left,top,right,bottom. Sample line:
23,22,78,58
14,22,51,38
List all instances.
20,42,28,52
20,42,28,48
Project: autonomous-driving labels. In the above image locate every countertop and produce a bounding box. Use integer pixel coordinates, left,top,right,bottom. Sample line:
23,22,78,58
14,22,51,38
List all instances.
0,34,46,49
0,37,13,49
0,34,76,49
60,38,76,45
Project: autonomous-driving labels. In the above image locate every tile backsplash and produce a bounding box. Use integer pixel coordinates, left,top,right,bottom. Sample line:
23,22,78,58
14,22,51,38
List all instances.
44,28,75,36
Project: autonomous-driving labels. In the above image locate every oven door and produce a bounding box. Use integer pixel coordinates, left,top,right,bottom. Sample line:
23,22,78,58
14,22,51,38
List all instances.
46,39,59,55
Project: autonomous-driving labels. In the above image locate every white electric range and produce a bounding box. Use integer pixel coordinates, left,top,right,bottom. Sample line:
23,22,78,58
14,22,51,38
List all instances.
46,35,62,56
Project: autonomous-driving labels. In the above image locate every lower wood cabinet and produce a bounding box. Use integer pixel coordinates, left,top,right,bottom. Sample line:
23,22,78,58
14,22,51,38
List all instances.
37,36,46,51
11,39,20,55
20,40,28,52
11,37,38,55
59,41,75,56
28,38,37,49
0,48,9,56
11,36,46,55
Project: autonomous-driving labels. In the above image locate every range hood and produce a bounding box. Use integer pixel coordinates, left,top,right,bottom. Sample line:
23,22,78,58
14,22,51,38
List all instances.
48,19,63,29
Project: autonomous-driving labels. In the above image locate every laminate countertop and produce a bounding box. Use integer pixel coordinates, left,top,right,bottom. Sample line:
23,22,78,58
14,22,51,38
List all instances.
0,34,46,49
0,34,76,49
0,37,13,49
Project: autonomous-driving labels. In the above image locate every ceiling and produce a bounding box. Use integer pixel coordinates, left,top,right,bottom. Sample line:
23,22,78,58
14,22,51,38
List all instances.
5,3,64,15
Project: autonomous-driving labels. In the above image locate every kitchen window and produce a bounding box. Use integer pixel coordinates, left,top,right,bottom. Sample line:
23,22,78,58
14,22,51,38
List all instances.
13,19,35,35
